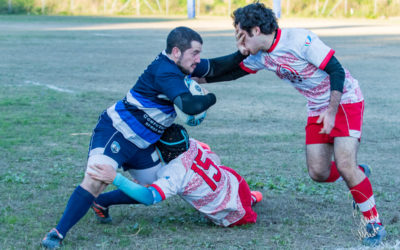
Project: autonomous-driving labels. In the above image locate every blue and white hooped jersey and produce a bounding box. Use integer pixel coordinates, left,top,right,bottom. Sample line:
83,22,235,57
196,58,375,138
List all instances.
107,51,210,149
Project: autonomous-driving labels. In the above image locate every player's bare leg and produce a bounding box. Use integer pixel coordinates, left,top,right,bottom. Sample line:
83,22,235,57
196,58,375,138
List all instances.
333,136,386,246
306,143,333,182
333,137,364,188
81,174,108,197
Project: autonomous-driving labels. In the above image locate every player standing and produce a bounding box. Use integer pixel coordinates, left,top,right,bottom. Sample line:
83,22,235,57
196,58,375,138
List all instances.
41,26,248,248
88,124,262,227
202,3,386,247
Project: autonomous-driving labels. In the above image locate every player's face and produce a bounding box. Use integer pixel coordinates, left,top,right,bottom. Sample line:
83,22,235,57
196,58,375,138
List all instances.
177,41,202,74
236,26,263,55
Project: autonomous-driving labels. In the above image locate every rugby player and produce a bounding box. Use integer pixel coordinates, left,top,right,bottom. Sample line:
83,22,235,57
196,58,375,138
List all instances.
200,3,386,246
42,26,248,248
88,124,262,227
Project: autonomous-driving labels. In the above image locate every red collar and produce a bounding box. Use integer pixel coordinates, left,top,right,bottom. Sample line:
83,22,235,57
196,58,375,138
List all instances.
267,29,281,53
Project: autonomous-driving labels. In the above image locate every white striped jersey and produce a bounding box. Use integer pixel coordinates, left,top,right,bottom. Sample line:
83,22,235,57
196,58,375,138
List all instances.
151,139,245,226
240,28,364,116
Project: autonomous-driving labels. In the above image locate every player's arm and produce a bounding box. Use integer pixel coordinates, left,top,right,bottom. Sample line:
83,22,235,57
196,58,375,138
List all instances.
173,92,216,115
192,32,250,84
206,51,248,77
205,66,249,83
156,72,216,115
204,32,250,82
87,164,162,206
317,55,345,134
324,55,345,113
113,174,163,205
192,52,250,83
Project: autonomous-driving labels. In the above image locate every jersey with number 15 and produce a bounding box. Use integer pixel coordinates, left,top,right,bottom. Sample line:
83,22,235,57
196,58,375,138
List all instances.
150,139,245,227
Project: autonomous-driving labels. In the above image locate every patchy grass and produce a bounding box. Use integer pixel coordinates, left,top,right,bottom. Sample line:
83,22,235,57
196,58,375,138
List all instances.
0,16,399,249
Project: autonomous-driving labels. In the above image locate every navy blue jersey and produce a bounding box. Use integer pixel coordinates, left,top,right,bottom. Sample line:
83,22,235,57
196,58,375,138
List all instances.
107,51,210,149
192,58,210,78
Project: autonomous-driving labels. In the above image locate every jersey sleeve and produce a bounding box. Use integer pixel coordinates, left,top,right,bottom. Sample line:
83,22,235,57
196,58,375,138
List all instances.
192,59,210,77
155,71,189,102
301,31,335,70
151,160,186,199
240,52,265,74
112,173,155,205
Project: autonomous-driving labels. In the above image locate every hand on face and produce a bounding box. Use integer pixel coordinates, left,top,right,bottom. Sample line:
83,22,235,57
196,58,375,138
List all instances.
87,164,117,184
235,26,249,56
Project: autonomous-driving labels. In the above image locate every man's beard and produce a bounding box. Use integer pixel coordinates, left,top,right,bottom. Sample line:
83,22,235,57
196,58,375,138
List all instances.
177,57,193,75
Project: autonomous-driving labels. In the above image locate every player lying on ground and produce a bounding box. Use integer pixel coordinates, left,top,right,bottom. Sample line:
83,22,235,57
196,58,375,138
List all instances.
88,124,263,227
41,26,249,249
196,3,386,247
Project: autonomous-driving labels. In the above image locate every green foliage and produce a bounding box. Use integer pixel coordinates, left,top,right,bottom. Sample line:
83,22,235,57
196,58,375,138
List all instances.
0,0,36,14
0,0,399,17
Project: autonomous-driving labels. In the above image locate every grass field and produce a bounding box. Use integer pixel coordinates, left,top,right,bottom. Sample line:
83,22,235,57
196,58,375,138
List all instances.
0,15,399,249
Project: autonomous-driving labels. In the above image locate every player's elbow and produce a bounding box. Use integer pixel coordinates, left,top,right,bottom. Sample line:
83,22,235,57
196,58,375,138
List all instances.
180,94,216,115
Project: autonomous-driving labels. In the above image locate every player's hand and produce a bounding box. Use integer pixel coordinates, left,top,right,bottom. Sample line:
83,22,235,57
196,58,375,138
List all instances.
201,86,209,94
191,77,207,84
235,27,249,56
87,164,117,184
317,110,336,134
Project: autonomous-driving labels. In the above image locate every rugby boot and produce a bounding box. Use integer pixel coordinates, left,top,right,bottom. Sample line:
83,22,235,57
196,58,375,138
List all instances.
42,228,63,249
362,222,387,247
91,201,112,224
251,191,263,205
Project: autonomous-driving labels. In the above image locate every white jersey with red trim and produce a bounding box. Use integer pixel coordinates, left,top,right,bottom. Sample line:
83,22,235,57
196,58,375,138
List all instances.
241,28,364,116
151,139,245,227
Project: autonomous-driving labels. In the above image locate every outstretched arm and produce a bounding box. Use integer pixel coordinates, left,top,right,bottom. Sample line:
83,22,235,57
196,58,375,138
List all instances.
205,66,249,83
193,31,250,83
88,164,162,206
205,51,248,78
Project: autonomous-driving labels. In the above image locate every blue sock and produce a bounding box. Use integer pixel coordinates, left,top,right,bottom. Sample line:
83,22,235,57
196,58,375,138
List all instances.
95,189,139,208
56,185,94,237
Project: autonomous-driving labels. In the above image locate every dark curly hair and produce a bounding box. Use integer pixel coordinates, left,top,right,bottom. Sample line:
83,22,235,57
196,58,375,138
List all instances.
166,26,203,54
232,2,279,36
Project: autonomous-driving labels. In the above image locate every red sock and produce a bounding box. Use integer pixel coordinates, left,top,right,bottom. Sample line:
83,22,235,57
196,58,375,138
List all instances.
324,162,367,183
324,162,341,182
350,177,380,223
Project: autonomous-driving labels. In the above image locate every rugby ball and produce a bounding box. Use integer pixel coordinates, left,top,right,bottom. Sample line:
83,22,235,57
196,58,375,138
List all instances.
174,77,207,126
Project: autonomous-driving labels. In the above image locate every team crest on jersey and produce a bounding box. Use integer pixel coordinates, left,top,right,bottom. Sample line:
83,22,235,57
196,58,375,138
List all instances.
194,85,202,92
305,35,312,46
276,64,301,83
110,141,120,154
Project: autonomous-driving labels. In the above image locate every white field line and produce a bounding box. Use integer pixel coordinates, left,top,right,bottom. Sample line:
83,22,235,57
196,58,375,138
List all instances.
25,80,74,93
70,133,91,136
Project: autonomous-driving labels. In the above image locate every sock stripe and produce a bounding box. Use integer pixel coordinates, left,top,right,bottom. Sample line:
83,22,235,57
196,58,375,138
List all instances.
350,177,373,203
357,195,376,212
361,205,378,221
